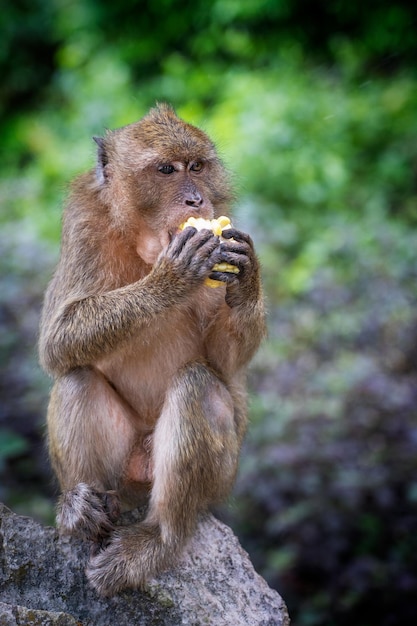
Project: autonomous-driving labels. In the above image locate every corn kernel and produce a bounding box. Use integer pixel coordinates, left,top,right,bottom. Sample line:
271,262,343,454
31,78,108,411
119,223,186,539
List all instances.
212,262,239,274
217,216,231,228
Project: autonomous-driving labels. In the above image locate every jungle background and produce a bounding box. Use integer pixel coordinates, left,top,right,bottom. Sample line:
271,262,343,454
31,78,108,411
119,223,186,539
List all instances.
1,1,417,624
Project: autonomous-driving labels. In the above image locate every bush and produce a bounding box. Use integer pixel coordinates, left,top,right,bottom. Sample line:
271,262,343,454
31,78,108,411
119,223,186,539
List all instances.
222,216,417,625
0,224,56,522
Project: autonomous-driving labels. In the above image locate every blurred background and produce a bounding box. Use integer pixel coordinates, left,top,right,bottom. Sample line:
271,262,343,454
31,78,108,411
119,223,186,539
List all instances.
1,1,417,624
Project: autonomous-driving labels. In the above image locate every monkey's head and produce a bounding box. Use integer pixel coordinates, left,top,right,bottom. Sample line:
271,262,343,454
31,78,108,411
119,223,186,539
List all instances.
93,104,233,264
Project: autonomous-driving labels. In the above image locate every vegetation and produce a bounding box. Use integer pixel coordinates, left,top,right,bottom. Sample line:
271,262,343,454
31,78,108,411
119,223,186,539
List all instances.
1,2,416,624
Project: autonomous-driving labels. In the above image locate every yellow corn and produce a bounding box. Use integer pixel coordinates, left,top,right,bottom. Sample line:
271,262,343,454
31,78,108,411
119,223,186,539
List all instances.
211,262,239,274
179,215,239,288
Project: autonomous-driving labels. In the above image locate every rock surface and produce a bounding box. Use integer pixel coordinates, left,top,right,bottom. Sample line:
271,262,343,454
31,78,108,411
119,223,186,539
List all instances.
0,503,289,625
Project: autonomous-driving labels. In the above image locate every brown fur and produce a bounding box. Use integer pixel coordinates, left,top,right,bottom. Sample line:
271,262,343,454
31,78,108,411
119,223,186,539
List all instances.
39,103,266,595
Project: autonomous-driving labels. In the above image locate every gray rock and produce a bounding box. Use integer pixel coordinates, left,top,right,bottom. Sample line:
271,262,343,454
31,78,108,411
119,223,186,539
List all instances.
0,503,289,625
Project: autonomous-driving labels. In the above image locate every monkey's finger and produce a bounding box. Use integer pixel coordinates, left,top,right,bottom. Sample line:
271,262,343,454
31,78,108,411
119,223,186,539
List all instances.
179,229,219,266
221,228,254,248
209,271,239,286
216,250,251,274
220,240,253,260
168,226,197,256
169,227,216,265
220,232,254,256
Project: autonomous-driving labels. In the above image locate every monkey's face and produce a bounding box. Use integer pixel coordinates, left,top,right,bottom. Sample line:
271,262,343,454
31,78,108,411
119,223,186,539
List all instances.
95,105,233,264
133,158,220,226
128,158,228,265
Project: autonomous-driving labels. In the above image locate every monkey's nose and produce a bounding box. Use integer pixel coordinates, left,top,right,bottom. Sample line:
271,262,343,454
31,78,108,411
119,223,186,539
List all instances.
185,193,204,208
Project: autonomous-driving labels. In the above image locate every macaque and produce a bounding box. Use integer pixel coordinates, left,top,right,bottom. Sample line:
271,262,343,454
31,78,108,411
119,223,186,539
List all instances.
39,103,266,596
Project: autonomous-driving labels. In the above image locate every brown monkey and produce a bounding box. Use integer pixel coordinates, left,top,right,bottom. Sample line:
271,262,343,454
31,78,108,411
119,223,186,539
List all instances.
39,103,266,596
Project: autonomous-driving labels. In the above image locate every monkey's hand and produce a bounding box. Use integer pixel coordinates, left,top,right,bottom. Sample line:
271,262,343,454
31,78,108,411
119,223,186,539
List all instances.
57,483,120,546
210,228,262,308
179,215,239,288
153,227,222,293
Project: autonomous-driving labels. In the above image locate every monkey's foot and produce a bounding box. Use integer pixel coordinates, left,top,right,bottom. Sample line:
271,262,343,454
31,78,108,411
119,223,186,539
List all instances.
57,483,121,543
86,533,140,596
86,523,166,596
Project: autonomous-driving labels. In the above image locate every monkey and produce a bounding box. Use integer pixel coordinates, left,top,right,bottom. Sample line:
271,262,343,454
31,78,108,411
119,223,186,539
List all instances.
38,103,266,596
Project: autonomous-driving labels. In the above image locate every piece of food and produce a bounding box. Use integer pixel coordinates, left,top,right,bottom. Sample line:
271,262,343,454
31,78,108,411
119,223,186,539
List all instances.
179,215,239,288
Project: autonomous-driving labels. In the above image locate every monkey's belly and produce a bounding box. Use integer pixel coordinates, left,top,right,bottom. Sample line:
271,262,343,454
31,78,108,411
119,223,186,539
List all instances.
96,309,204,427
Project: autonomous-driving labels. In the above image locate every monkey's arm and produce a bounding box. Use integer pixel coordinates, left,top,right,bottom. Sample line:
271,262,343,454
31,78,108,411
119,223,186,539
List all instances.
39,228,219,376
205,228,267,373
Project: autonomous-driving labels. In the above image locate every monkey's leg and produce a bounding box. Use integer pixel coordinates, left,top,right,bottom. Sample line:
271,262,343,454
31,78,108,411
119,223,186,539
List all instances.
87,362,240,596
48,367,136,542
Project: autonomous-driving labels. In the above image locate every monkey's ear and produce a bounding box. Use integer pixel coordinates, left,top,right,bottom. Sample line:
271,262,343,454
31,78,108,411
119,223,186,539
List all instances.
93,136,111,185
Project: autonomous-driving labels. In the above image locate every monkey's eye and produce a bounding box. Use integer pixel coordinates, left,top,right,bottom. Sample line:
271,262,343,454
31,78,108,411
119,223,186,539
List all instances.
190,161,204,173
158,164,175,175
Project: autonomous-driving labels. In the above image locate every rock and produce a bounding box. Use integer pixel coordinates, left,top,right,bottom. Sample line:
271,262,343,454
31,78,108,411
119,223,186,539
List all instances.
0,503,289,625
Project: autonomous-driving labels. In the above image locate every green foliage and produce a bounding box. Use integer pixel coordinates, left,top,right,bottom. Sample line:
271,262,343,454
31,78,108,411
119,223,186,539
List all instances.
2,53,417,245
0,0,58,116
206,64,417,223
0,429,29,469
2,0,416,124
